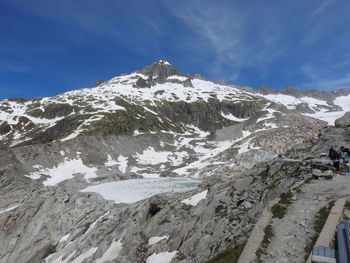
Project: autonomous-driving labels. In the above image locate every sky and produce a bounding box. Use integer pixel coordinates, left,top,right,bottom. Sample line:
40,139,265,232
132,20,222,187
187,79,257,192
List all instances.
1,0,350,99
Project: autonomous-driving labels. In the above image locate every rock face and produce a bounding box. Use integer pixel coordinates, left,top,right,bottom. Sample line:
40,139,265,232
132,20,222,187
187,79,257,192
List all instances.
0,173,112,263
312,112,350,153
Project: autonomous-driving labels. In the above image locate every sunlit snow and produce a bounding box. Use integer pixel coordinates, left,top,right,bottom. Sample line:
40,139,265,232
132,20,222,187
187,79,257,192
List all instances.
26,159,98,186
181,190,208,206
146,251,177,263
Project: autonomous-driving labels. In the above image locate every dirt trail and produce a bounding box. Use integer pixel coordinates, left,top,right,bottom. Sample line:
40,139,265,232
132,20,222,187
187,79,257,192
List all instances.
261,176,350,263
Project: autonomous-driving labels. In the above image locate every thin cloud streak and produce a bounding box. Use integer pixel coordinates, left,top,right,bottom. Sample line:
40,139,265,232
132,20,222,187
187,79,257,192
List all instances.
297,73,350,91
169,1,288,81
310,0,334,19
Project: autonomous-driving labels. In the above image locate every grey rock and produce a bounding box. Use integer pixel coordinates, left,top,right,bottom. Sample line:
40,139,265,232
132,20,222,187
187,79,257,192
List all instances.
335,111,350,128
243,201,252,209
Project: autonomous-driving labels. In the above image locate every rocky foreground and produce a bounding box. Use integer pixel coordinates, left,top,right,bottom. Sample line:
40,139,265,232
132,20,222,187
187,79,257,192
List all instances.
0,152,310,263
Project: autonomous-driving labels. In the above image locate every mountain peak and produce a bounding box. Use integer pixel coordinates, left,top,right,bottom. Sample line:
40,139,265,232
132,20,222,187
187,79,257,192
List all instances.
136,60,180,79
156,59,172,65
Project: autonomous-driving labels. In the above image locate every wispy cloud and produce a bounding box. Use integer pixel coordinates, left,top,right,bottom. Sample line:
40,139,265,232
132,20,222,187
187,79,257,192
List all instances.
298,73,350,91
168,0,292,81
310,0,334,19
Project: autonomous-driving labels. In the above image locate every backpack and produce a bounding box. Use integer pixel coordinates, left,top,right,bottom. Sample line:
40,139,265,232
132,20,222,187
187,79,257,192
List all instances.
330,151,340,160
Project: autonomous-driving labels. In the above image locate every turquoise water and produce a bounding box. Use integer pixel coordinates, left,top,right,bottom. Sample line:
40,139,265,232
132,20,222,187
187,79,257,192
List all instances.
82,177,202,204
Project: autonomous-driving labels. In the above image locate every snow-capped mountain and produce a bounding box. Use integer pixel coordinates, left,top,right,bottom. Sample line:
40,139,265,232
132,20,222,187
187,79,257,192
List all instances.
0,60,333,186
1,60,349,149
1,60,349,185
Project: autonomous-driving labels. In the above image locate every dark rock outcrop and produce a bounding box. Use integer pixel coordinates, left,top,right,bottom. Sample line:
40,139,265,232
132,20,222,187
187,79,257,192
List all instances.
137,60,180,83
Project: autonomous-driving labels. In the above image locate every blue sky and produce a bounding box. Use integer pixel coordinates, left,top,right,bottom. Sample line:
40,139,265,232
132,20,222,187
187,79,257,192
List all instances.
1,0,350,99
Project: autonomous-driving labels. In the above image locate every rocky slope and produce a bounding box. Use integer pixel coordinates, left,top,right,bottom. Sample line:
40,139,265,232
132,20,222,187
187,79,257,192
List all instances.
0,150,313,263
2,114,347,262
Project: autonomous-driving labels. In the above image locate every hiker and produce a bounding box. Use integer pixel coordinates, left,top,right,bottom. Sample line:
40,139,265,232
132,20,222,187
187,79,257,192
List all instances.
340,146,350,176
328,147,340,171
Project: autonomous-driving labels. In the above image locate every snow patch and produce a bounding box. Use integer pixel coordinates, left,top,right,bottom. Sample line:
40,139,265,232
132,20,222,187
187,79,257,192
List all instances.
134,130,145,136
27,159,98,186
256,108,279,123
105,154,118,166
221,112,248,122
117,155,128,173
167,76,188,81
146,251,177,263
242,130,252,138
136,147,170,165
173,140,234,177
158,60,171,65
135,147,185,166
181,190,208,206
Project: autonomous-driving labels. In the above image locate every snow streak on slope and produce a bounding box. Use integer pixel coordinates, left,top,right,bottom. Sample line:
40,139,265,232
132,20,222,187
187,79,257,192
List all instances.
0,204,20,214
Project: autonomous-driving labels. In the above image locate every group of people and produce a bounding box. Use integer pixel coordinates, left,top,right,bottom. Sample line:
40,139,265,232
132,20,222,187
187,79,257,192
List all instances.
329,146,350,176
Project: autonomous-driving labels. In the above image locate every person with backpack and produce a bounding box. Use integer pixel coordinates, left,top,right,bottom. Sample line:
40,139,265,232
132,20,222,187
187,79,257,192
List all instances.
329,147,340,171
340,146,350,176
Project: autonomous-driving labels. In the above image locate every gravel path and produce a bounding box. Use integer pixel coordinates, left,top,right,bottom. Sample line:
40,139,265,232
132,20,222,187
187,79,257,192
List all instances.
261,176,350,263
